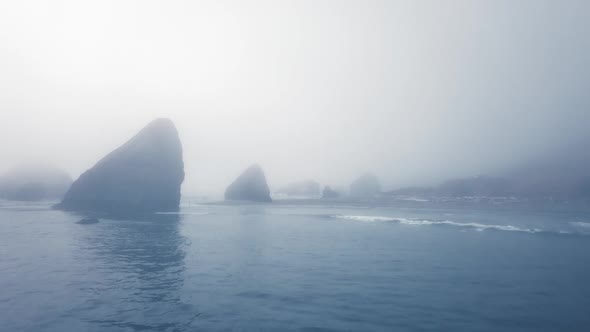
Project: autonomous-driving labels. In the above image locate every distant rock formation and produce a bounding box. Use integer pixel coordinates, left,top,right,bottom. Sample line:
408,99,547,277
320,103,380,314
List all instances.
224,164,272,202
275,180,320,198
321,186,340,199
389,173,590,200
350,173,381,197
0,164,72,201
57,118,184,213
390,138,590,201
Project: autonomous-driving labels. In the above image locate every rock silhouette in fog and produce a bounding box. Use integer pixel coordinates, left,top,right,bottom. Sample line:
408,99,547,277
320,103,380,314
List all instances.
349,173,381,197
0,164,72,201
224,164,272,202
388,141,590,200
57,118,184,213
321,186,340,199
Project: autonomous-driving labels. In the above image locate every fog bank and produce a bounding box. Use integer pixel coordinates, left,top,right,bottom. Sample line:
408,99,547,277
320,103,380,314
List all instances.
1,0,589,196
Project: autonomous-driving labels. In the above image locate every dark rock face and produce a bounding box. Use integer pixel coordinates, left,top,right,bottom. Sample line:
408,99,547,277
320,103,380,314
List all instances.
58,118,184,213
350,173,381,197
0,164,72,201
321,186,340,199
224,164,272,202
276,180,320,198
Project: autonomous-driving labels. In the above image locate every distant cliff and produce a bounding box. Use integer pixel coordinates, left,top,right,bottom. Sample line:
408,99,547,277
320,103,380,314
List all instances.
57,118,184,213
225,164,272,202
388,152,590,200
0,164,72,201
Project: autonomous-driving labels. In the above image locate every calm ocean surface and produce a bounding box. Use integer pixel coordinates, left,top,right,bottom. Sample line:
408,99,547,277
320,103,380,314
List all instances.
1,200,589,331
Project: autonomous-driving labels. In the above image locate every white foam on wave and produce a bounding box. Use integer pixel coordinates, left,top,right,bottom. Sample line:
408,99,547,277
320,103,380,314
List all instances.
569,222,590,235
155,211,209,216
331,215,542,233
570,221,590,228
334,215,398,223
402,197,430,202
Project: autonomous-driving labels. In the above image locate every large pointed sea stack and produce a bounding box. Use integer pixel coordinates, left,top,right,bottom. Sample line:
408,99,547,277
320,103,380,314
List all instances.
225,164,272,202
57,118,184,213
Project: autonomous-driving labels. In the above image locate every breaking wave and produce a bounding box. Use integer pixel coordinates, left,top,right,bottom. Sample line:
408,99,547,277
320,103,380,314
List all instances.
155,211,209,216
569,222,590,235
570,221,590,228
331,215,549,234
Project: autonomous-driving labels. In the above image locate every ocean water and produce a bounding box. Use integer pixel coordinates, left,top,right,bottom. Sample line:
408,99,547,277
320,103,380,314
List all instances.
1,200,590,331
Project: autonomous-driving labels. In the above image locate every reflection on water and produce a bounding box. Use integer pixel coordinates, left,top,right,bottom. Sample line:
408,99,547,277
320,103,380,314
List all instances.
2,203,590,331
73,213,197,331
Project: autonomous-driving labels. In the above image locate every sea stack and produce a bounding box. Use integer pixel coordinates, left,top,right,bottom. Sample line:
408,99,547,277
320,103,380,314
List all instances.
350,173,381,197
321,185,340,199
0,164,72,201
57,118,184,213
225,164,272,202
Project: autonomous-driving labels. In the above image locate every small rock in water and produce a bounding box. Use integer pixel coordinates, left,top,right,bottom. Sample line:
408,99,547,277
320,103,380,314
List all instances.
76,217,100,225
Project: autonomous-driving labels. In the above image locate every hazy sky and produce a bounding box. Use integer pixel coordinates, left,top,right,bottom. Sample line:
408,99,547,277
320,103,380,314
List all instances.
1,0,589,195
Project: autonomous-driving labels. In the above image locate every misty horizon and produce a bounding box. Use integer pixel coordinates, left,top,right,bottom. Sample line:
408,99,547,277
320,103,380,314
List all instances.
2,2,590,332
2,0,589,196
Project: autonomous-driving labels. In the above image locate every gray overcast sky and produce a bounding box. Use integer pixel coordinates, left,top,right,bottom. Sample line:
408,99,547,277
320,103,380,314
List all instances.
1,0,589,195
